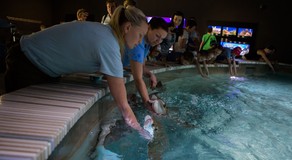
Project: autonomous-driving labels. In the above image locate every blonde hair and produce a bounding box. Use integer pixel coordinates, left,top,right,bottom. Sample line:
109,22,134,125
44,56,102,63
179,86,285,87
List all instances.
109,5,146,55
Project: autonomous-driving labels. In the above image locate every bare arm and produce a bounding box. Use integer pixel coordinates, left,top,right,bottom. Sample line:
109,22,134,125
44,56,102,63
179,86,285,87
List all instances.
105,75,142,131
130,60,151,103
106,75,152,140
143,63,157,89
199,34,206,51
257,50,275,72
199,40,204,51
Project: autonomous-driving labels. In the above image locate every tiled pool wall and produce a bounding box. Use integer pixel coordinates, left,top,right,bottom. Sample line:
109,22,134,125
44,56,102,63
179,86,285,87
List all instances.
47,96,118,160
148,63,276,76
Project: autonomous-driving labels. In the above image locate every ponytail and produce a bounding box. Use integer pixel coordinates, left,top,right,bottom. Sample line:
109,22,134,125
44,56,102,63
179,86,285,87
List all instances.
109,5,146,55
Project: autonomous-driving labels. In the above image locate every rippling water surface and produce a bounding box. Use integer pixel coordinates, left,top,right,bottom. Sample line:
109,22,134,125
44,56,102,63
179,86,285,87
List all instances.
97,70,292,160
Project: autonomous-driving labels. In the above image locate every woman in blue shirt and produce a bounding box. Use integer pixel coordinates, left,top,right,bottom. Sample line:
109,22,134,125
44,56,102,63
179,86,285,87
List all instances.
123,17,168,113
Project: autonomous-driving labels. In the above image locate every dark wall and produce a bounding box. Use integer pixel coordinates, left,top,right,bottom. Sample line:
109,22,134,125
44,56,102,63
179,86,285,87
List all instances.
0,0,291,63
52,0,100,23
0,0,52,34
51,0,124,24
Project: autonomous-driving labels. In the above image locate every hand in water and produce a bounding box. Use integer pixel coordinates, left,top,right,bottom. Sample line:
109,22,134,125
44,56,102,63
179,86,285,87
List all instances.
138,128,153,140
145,100,156,113
124,116,153,140
145,98,167,115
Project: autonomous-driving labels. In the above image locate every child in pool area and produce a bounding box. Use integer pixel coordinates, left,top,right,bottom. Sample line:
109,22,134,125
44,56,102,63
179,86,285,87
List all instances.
243,45,277,73
193,46,223,78
217,46,242,76
257,46,276,72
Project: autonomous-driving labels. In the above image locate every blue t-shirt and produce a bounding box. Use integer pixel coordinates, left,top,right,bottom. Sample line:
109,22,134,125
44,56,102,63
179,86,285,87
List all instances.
20,21,123,78
123,38,151,67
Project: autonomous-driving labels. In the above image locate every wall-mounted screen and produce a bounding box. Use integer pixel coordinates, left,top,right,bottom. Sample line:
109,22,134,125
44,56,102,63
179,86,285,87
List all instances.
220,41,250,55
237,28,253,37
208,25,222,36
222,26,237,36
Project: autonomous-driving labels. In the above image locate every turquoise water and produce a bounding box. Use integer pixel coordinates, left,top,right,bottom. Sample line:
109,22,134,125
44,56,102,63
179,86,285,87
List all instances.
100,71,292,160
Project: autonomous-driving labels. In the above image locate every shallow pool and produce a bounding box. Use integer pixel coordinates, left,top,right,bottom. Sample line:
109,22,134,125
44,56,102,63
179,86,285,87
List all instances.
100,70,292,160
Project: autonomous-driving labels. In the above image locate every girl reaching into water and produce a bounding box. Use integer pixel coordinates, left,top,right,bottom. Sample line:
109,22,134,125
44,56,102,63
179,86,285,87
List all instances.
5,5,152,139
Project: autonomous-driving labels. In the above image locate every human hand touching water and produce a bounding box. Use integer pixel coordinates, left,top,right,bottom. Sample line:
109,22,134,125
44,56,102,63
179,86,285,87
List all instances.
122,106,153,140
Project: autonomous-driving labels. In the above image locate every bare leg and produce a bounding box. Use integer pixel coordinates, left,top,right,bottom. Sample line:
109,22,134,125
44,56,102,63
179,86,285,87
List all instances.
203,60,209,76
227,58,234,76
194,58,207,78
233,59,237,75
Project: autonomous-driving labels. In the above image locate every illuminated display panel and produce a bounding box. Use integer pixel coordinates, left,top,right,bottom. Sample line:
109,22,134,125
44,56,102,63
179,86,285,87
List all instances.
220,41,250,55
237,28,253,37
208,25,222,36
222,26,237,36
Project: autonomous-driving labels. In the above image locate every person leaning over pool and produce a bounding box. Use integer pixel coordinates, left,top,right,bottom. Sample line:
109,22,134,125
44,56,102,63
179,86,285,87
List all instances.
4,5,152,140
242,45,276,73
123,17,168,113
217,46,242,76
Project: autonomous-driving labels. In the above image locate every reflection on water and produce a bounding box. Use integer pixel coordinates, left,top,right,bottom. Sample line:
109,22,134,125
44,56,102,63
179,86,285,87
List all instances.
100,71,292,160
